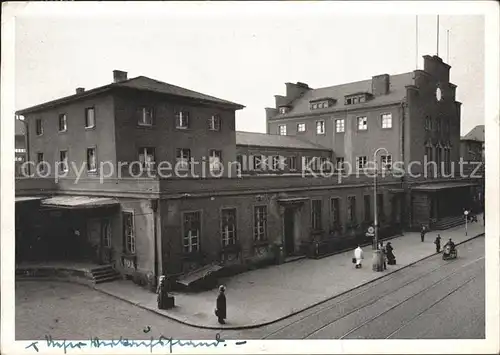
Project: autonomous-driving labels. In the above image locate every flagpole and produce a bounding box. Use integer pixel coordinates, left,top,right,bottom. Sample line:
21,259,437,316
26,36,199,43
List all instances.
447,29,450,63
416,15,419,69
437,15,440,56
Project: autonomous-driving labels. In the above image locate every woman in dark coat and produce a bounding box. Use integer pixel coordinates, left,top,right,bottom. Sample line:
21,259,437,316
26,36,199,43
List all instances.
215,285,227,324
386,242,396,265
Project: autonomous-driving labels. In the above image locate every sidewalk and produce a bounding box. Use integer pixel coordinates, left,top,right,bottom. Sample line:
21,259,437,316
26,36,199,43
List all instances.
95,217,484,330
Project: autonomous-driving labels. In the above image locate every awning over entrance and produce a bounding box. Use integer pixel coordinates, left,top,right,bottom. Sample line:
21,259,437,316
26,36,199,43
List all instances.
41,196,119,209
412,182,477,192
15,196,44,203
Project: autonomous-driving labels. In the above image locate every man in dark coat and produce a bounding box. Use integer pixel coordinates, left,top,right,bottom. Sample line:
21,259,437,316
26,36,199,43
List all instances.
215,285,226,324
420,225,427,242
386,242,396,265
434,234,441,253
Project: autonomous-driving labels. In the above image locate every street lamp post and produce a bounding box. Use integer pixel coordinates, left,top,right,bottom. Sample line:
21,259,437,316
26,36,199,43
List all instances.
373,147,390,250
372,147,390,272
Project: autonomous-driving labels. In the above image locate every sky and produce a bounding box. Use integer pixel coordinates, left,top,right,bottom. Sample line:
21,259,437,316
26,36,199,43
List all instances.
13,3,485,136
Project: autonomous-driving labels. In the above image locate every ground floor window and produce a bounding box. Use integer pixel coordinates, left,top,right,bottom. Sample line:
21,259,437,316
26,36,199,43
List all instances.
330,198,341,229
311,200,322,231
122,212,135,254
221,208,237,247
364,195,371,222
254,206,267,241
347,196,357,223
183,211,200,253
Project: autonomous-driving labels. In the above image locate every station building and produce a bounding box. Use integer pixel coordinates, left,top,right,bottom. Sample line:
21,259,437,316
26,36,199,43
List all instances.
15,55,482,288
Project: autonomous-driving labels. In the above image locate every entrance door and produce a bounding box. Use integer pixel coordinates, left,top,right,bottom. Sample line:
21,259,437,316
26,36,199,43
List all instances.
284,208,295,255
100,219,112,264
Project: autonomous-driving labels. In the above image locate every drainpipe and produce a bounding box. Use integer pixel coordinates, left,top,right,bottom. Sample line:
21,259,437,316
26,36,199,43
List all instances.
151,199,159,285
400,101,407,230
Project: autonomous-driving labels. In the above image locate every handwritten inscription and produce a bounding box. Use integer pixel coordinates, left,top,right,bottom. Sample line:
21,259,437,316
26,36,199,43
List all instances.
25,333,247,354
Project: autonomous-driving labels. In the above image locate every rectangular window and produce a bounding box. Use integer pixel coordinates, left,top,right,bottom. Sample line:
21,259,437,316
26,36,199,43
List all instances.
123,212,135,254
335,119,345,133
364,195,371,222
183,212,201,253
85,107,95,128
381,155,392,170
138,107,154,126
279,107,289,114
311,200,322,231
36,119,43,136
208,114,221,131
221,208,237,247
347,196,357,223
353,97,358,104
289,156,297,170
139,147,155,171
345,98,352,105
436,146,442,175
316,120,325,135
176,148,191,170
176,111,190,129
252,155,263,170
278,125,287,136
272,155,280,170
254,206,267,242
357,116,368,130
356,156,367,170
297,123,306,132
336,157,345,171
86,148,97,172
359,96,366,103
236,155,243,173
209,149,222,173
381,113,392,129
37,152,45,172
330,198,341,228
59,150,68,173
425,116,432,131
58,114,67,132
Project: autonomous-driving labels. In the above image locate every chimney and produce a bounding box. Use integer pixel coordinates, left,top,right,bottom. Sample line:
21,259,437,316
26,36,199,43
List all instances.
113,70,128,83
372,74,390,96
285,82,310,101
76,87,85,94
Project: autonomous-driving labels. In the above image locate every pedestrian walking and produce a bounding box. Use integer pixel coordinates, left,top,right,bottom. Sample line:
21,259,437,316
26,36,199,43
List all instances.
434,234,441,253
420,225,427,242
215,285,227,324
353,245,364,269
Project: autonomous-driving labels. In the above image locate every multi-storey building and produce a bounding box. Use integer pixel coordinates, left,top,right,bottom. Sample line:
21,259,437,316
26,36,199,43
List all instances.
15,119,27,176
15,55,480,289
460,125,484,163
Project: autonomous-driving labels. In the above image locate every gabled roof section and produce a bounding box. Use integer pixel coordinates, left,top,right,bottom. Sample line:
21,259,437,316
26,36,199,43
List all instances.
16,75,244,115
461,125,484,142
278,72,413,117
236,131,331,151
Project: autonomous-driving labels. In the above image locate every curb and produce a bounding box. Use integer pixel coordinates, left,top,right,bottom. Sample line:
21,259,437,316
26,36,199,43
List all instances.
93,232,485,330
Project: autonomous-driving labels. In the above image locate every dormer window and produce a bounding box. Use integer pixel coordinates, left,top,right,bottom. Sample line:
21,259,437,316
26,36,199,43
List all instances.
279,107,290,114
345,93,371,105
309,98,336,111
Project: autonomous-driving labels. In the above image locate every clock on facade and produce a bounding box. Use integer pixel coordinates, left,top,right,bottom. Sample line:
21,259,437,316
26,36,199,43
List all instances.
436,87,442,101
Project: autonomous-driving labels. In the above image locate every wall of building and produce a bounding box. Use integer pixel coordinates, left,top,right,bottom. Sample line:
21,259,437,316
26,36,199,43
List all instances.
460,140,483,162
113,89,238,178
267,106,403,173
24,95,117,178
159,183,397,274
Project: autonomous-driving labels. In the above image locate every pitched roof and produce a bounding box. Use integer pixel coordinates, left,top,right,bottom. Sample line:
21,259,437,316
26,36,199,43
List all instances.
236,131,331,151
16,76,244,115
461,125,484,142
275,72,414,118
